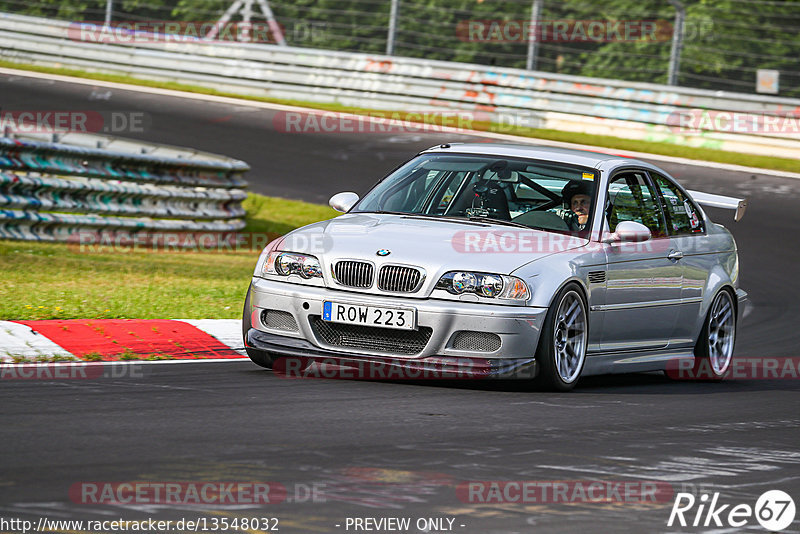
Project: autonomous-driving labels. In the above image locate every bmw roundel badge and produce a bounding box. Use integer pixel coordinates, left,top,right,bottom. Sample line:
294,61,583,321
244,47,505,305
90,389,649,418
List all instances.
376,249,391,257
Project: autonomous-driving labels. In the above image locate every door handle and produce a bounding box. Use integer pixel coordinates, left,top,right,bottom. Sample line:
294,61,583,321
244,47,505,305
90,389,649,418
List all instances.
667,250,684,261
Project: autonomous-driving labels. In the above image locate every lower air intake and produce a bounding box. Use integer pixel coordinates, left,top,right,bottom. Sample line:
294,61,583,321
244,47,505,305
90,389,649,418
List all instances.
450,331,501,352
261,309,299,332
310,316,431,356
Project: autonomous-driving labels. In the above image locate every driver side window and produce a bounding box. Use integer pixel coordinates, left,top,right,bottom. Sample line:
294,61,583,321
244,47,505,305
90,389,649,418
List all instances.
607,172,666,237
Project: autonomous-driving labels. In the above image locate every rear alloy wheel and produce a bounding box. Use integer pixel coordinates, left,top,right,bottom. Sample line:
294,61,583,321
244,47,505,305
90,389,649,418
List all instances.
535,285,588,391
693,289,736,380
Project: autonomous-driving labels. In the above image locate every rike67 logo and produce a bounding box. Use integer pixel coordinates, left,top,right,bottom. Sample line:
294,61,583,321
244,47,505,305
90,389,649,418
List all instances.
668,490,796,531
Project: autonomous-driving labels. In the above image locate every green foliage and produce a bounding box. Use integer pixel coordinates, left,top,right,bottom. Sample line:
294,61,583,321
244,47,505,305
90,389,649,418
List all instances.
680,0,800,93
0,0,797,94
0,193,338,320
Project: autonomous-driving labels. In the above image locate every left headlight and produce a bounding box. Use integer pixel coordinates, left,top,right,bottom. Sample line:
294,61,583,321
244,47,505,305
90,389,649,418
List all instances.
435,271,530,301
264,251,323,279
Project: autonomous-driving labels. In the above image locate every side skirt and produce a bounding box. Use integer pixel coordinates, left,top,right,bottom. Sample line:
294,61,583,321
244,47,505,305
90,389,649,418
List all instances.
582,348,694,376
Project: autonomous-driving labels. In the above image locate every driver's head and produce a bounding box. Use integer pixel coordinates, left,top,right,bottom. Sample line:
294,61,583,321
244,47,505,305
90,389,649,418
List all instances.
562,181,593,225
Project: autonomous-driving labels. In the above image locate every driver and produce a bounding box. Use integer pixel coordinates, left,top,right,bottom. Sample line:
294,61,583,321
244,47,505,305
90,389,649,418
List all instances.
560,180,593,232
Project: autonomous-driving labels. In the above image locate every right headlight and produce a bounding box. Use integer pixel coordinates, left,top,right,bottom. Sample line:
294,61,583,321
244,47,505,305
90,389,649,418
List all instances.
435,271,530,302
264,251,323,279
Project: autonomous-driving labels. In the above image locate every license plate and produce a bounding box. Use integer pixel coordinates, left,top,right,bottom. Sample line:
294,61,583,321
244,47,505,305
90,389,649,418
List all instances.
322,301,416,331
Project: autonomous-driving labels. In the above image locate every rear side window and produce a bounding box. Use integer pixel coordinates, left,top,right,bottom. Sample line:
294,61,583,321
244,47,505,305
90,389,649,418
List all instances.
652,173,705,235
607,171,666,237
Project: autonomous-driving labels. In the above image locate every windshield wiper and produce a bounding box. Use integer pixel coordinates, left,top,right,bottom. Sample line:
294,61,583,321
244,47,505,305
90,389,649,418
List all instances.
362,211,537,230
464,216,533,229
360,210,411,215
361,211,488,226
401,214,491,226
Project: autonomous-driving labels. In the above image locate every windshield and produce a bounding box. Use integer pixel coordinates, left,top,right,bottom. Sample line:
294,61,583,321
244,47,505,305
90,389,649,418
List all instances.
352,153,598,234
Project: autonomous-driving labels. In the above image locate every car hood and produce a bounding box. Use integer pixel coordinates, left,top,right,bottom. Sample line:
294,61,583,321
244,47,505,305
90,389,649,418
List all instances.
278,213,588,277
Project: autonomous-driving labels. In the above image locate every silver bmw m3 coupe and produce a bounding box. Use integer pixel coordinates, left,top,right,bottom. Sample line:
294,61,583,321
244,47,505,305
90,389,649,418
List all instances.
243,143,747,390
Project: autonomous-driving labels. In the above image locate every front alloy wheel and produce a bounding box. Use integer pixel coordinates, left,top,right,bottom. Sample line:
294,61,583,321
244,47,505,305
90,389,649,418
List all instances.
535,285,588,391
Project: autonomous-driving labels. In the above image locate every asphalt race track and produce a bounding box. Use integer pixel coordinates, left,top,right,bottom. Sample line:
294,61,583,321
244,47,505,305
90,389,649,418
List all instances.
1,72,799,533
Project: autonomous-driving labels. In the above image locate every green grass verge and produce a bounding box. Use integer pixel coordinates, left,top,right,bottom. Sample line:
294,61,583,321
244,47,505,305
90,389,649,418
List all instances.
0,193,338,320
2,59,799,174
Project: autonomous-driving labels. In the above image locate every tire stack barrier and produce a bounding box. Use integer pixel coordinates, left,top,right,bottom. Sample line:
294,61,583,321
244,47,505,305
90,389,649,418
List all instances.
0,135,249,245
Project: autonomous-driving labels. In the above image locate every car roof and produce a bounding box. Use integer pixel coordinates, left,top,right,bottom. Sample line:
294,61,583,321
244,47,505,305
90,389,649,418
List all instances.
420,142,647,170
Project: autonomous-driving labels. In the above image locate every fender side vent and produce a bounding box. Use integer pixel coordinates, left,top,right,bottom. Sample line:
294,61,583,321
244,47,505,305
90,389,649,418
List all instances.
588,271,606,284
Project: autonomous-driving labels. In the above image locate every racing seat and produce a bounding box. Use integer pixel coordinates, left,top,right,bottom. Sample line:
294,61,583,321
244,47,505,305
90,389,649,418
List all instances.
474,182,511,220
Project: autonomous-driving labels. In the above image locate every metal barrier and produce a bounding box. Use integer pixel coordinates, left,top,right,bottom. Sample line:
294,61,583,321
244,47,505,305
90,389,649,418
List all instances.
1,12,799,159
0,132,249,243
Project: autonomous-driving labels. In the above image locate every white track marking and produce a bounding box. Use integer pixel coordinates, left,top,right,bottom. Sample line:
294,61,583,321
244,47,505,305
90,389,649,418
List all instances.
0,321,73,362
0,358,249,366
0,320,248,362
177,318,244,353
2,66,799,180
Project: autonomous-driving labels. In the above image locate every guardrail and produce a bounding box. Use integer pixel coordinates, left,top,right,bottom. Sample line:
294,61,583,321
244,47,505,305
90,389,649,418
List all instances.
1,12,799,159
0,132,249,243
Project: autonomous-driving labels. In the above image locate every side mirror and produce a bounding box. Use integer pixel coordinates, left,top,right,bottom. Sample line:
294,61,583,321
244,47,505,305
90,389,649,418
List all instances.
329,192,359,213
602,220,651,243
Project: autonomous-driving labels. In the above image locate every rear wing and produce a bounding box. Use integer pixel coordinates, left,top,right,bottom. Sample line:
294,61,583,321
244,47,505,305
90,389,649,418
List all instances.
686,190,747,222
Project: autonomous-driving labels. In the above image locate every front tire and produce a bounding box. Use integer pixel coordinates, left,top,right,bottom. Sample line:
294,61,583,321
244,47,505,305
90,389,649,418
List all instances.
692,289,736,380
534,284,588,391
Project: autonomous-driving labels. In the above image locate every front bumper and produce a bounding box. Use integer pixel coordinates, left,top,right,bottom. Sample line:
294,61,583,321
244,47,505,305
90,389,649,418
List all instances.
246,329,538,379
736,288,748,324
245,277,547,378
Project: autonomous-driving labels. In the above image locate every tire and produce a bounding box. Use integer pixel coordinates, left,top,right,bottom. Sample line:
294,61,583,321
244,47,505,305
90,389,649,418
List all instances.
534,284,588,392
242,284,276,369
691,289,736,380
